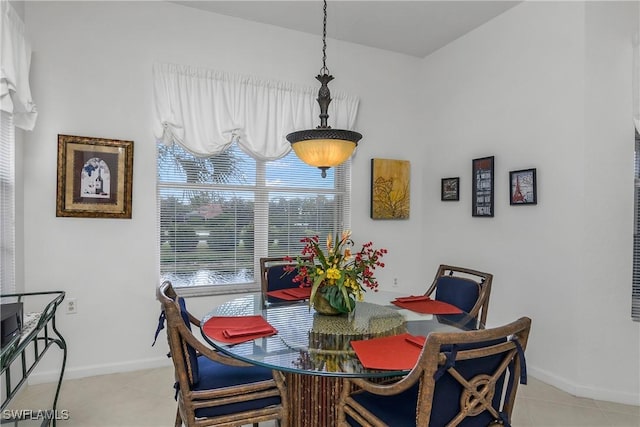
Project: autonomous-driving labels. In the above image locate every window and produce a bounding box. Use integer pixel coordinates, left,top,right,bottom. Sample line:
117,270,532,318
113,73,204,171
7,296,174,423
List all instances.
0,111,16,294
633,130,640,321
158,142,351,295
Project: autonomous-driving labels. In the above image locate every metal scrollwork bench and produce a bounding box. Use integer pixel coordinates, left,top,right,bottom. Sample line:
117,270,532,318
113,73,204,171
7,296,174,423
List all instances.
0,291,67,426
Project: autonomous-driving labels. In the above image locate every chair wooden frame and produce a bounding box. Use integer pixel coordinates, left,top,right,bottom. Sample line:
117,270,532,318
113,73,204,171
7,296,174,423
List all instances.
426,264,493,327
157,281,289,427
338,317,531,427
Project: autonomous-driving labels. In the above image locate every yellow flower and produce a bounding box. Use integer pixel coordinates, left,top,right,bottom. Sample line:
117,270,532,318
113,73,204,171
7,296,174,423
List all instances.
326,268,341,280
344,247,352,260
326,234,333,254
316,268,324,275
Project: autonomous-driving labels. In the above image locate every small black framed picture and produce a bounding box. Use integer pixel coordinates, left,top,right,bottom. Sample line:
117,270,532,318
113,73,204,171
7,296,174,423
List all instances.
509,168,537,205
441,177,460,201
472,156,494,217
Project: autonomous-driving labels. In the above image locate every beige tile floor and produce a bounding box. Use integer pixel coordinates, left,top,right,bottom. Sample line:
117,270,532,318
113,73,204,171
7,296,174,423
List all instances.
6,366,640,426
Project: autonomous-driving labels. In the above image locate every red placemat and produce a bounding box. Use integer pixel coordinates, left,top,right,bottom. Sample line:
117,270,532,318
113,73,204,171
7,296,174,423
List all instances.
202,315,277,344
350,333,426,370
266,287,312,301
392,298,463,314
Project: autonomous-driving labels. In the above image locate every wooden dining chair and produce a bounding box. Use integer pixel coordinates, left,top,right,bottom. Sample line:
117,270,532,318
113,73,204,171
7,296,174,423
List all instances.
156,281,289,427
426,264,493,328
338,316,531,427
259,256,309,305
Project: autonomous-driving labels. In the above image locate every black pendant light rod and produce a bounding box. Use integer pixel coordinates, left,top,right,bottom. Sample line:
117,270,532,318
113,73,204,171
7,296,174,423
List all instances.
320,0,329,76
317,0,332,130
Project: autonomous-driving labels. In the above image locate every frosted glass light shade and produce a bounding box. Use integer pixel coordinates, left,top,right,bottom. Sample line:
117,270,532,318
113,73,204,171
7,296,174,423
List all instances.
291,138,355,168
287,128,362,177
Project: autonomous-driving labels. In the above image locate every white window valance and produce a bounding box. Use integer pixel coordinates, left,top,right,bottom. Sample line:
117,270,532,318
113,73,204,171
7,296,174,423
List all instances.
152,63,360,160
0,0,37,131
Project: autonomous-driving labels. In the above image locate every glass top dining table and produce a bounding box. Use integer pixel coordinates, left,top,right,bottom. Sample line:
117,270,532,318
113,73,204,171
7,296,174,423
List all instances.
199,290,480,378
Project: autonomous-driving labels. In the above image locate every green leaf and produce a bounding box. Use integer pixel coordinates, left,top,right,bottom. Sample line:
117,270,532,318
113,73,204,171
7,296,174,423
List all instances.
340,285,353,311
309,274,326,309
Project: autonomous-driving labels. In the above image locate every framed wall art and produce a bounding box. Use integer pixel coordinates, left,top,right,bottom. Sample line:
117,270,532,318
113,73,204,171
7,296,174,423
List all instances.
509,168,537,205
370,158,410,219
441,177,460,201
56,134,134,218
472,156,494,217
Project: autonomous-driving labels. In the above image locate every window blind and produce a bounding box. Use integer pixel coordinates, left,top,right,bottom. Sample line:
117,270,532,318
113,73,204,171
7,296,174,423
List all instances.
158,142,350,295
0,111,16,294
633,130,640,321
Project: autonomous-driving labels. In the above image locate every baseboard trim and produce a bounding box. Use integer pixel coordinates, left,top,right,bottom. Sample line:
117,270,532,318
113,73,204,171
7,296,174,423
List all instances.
27,357,172,385
529,366,640,406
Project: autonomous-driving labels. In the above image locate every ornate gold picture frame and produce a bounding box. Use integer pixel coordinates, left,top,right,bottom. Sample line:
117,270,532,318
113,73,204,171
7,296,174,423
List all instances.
56,134,134,218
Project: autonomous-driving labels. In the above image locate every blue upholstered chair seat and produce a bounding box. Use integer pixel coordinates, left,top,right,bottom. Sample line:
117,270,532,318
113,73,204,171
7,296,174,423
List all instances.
191,356,281,418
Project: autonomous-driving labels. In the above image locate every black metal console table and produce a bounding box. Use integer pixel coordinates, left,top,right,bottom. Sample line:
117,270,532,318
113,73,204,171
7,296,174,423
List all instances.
0,291,67,426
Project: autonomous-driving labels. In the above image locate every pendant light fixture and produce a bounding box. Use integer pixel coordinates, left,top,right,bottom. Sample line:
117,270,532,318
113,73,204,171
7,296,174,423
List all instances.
286,0,362,178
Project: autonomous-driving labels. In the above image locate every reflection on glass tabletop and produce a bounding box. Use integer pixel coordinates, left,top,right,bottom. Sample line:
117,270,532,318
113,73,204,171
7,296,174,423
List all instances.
200,291,478,378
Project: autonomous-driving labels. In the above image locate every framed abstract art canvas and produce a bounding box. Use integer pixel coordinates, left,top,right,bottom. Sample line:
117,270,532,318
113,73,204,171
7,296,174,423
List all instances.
370,158,410,219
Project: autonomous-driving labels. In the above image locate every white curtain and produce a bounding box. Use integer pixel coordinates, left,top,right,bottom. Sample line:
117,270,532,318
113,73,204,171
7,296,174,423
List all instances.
0,0,36,295
153,63,360,160
0,0,37,131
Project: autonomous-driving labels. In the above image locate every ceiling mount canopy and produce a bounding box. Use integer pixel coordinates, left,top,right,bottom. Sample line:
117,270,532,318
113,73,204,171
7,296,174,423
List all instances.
286,0,362,178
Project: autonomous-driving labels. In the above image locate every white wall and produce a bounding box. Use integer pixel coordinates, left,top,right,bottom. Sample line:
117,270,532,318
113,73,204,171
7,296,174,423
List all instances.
21,1,421,381
580,1,639,403
420,1,639,405
20,0,639,406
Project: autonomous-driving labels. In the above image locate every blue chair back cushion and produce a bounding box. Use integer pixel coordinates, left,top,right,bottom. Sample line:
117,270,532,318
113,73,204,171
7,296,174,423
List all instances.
429,346,506,427
435,276,480,314
266,265,297,291
348,340,506,427
265,264,299,303
177,297,200,385
193,357,281,418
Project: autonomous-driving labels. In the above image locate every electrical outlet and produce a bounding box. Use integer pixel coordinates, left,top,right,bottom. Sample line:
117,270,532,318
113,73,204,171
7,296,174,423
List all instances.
66,298,78,314
393,278,398,288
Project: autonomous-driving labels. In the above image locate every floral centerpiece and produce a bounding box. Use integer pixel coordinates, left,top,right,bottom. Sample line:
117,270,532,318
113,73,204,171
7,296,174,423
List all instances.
284,231,387,314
